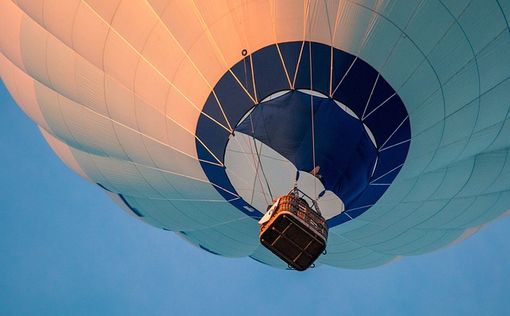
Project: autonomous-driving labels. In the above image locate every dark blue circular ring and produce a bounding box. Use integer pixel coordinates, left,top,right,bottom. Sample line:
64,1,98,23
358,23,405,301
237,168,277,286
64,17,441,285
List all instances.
195,41,410,227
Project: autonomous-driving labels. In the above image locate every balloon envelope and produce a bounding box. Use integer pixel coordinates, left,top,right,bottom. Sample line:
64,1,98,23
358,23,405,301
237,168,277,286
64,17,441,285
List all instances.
1,0,510,268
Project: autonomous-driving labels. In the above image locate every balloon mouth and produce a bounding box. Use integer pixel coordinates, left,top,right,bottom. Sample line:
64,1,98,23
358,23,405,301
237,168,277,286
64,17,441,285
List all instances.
225,88,380,219
195,41,411,228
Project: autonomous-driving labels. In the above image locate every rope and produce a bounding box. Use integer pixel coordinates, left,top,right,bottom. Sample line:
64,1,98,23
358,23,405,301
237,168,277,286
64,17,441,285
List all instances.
309,45,317,201
249,114,274,201
307,4,318,202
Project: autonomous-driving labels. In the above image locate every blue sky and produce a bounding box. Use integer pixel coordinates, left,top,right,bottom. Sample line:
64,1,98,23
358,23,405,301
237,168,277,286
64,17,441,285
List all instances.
1,81,510,316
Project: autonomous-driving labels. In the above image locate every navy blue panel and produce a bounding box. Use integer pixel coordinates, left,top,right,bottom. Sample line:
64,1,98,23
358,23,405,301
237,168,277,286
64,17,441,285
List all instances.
331,48,356,93
200,91,231,130
196,113,230,160
252,45,290,100
213,72,256,125
278,41,304,84
294,42,311,90
196,41,411,228
332,58,379,118
197,70,256,161
311,43,333,95
372,144,409,180
362,78,396,119
236,92,311,161
380,120,411,150
371,166,403,184
294,42,332,96
196,140,219,164
230,57,256,99
363,98,408,146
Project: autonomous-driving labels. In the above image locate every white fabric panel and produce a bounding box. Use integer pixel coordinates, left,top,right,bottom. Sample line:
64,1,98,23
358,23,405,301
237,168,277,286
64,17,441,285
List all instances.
273,0,306,43
218,0,275,64
15,0,220,143
317,191,345,220
148,0,236,93
37,83,131,160
40,127,90,180
105,190,142,220
441,62,478,117
72,1,113,69
42,0,81,47
179,218,259,257
417,197,477,230
4,54,215,182
225,131,344,219
225,132,296,212
478,30,510,94
472,77,510,136
305,1,337,45
122,196,207,231
409,90,444,136
381,36,426,94
18,16,49,87
439,0,471,18
0,1,25,70
375,0,421,30
458,0,506,54
360,19,402,72
428,26,473,84
120,195,249,231
93,159,220,200
13,0,44,24
427,158,475,200
400,124,443,177
457,151,507,197
169,200,249,224
399,62,441,119
388,229,463,255
403,169,447,202
487,118,510,153
449,194,502,228
0,54,49,131
333,2,379,56
62,144,229,202
404,1,453,56
318,234,394,269
193,1,253,69
115,196,166,229
486,151,510,194
464,192,510,228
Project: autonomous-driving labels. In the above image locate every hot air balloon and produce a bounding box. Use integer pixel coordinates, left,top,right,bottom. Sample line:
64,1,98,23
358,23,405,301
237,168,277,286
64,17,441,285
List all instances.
1,0,510,269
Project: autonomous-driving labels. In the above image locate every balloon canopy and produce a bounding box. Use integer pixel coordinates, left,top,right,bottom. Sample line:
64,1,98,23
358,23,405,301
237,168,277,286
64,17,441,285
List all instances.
1,0,510,269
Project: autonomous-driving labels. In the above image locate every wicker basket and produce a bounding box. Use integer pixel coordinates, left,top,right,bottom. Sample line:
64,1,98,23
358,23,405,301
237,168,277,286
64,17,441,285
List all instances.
259,192,328,271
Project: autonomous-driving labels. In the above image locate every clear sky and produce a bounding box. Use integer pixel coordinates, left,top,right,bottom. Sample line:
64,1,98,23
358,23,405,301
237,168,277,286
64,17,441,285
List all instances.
1,80,510,316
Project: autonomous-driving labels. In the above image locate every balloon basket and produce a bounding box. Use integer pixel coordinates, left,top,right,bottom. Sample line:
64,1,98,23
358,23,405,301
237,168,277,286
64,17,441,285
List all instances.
259,190,328,271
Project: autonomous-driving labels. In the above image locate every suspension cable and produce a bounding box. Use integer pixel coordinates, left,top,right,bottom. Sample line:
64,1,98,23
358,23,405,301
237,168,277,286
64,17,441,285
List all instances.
308,6,318,202
249,113,274,201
